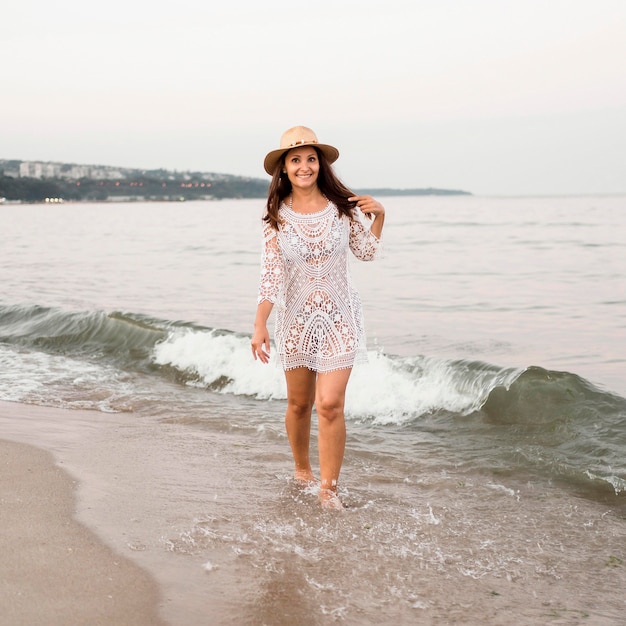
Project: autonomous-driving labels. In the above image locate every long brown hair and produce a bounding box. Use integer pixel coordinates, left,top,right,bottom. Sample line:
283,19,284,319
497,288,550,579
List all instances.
263,147,357,230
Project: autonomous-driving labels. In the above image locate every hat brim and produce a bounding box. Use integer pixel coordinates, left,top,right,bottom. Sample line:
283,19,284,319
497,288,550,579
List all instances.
263,143,339,175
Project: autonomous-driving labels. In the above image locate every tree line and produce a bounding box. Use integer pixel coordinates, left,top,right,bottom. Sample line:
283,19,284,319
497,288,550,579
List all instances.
0,174,270,202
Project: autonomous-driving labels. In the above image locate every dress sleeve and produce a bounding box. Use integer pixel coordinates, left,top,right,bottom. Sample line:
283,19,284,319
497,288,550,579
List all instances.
257,222,284,304
348,207,382,261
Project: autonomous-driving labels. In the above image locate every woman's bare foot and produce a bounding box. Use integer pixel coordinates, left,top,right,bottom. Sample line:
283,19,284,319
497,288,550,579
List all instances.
319,488,343,510
294,469,317,485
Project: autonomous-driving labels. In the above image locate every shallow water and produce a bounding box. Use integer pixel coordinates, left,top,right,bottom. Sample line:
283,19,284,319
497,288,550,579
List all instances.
1,196,626,623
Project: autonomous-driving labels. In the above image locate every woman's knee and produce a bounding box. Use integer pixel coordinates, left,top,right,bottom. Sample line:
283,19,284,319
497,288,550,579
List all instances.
287,397,314,419
316,396,344,422
315,369,350,422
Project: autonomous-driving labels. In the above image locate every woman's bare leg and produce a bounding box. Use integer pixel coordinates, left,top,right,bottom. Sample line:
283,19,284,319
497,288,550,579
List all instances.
315,368,352,508
284,367,317,482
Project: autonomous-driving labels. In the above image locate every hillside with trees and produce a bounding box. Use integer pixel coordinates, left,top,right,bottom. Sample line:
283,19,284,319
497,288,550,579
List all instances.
0,161,269,202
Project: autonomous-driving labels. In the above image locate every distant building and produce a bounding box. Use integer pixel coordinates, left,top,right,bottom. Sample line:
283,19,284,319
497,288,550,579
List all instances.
89,167,125,180
19,161,63,179
14,161,126,180
65,165,91,179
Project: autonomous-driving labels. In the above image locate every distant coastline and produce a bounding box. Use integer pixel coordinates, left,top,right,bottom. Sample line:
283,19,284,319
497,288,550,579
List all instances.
0,158,471,203
355,187,471,197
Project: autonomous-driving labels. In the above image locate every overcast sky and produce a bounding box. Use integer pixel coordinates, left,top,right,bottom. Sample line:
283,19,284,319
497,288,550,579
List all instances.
2,0,625,195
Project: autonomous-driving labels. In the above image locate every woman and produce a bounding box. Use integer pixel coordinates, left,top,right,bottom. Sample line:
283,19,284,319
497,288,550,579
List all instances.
251,126,385,509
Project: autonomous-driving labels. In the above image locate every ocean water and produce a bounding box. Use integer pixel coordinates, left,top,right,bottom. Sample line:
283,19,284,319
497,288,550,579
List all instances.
1,196,625,624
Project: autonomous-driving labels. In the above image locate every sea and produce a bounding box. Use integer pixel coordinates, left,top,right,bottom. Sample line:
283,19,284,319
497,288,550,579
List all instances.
1,195,625,625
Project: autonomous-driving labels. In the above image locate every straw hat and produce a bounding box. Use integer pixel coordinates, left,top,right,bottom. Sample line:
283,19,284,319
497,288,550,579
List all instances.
263,126,339,175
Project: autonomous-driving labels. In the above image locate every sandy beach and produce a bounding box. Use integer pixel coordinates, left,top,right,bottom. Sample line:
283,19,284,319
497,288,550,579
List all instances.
0,399,267,626
0,438,166,626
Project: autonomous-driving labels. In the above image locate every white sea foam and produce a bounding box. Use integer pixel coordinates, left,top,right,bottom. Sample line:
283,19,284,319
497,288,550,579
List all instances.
0,344,132,411
486,482,519,498
152,329,287,400
347,351,492,424
150,328,516,423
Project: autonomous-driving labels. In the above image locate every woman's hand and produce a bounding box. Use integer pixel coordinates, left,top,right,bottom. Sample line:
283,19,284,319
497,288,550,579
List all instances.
251,324,271,364
252,300,273,363
348,195,385,220
349,195,385,238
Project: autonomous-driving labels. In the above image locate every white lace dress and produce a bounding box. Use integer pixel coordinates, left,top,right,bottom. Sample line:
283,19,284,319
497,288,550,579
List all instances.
257,201,381,372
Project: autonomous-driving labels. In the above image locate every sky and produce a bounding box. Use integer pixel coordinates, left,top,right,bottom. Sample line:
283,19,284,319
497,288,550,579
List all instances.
2,0,625,195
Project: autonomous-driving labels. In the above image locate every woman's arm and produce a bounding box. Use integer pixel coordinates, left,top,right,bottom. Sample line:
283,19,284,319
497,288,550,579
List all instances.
347,196,385,261
253,224,282,363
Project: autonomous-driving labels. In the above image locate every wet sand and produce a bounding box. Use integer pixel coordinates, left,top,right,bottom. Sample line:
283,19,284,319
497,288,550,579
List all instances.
0,438,166,626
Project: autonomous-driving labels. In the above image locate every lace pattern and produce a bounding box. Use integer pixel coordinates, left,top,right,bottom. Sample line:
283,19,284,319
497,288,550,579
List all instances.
258,202,381,373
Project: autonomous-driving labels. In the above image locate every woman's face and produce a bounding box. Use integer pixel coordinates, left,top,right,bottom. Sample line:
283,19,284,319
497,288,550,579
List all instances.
283,146,320,191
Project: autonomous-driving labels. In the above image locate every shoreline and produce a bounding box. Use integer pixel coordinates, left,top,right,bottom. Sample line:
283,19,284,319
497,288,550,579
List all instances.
0,437,166,626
